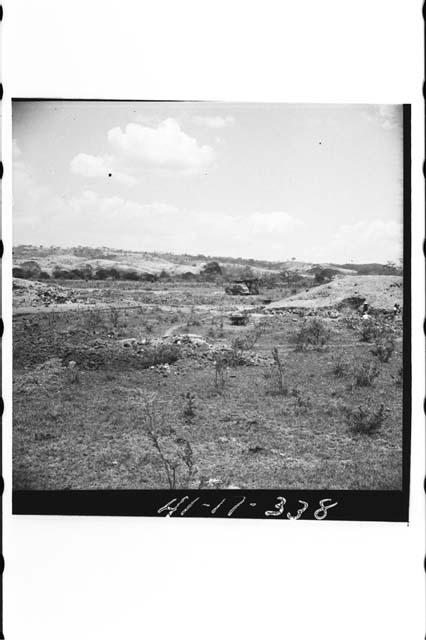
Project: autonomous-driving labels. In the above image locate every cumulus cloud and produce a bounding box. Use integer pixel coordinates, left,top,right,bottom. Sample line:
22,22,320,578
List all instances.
13,149,400,262
13,157,303,258
193,115,235,129
70,118,215,185
70,153,138,186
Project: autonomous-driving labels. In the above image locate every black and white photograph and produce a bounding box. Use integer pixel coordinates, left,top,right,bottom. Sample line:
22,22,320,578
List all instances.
12,100,409,502
2,2,424,639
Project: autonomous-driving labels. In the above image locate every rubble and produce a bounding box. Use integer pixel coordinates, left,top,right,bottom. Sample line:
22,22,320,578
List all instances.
13,278,81,307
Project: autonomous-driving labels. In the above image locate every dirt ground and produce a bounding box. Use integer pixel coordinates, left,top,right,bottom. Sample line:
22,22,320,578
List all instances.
13,278,404,491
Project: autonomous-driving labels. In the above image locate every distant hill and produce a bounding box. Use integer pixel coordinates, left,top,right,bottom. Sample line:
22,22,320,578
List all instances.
12,245,402,281
330,262,402,276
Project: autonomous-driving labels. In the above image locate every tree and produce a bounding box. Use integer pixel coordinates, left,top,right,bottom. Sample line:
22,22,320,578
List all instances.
19,260,42,279
201,261,222,278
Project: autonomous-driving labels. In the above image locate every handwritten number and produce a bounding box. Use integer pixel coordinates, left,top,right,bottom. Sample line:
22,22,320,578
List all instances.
180,497,200,515
227,497,246,517
157,495,338,519
314,498,338,520
287,500,309,520
157,496,189,517
265,496,286,517
211,498,226,515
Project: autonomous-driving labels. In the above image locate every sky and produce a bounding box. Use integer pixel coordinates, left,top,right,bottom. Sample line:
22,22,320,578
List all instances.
12,101,404,263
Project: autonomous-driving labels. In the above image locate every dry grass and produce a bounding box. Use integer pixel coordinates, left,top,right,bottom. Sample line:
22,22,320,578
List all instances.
13,281,404,491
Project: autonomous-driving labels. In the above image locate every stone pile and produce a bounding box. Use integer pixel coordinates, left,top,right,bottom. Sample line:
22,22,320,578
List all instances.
13,278,81,307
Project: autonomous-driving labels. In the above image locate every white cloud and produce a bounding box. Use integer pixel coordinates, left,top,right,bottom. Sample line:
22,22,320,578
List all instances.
108,119,214,170
70,153,138,186
193,115,235,129
13,154,304,258
13,150,401,262
70,118,215,184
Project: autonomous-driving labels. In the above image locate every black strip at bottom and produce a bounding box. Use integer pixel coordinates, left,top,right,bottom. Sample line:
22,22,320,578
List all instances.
12,489,407,522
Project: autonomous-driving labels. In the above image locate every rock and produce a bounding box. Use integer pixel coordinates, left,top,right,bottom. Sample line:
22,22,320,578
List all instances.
119,338,138,348
206,478,222,488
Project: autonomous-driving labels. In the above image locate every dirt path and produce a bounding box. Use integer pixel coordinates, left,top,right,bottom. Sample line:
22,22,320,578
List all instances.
162,323,188,337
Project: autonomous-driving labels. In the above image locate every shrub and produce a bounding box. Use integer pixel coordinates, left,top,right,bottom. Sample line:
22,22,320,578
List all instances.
182,391,197,422
359,317,394,344
265,347,288,395
332,355,349,377
229,330,261,364
207,326,216,339
201,261,222,278
138,392,199,488
291,387,311,412
140,344,180,367
351,360,379,387
86,309,103,331
66,360,80,384
186,307,202,328
358,317,377,342
214,356,228,391
110,307,120,329
345,403,385,435
370,336,395,363
343,315,358,331
294,318,331,351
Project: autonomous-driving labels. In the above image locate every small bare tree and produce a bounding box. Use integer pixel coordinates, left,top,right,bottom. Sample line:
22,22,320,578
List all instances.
214,356,227,391
271,347,287,395
139,392,198,488
110,307,120,329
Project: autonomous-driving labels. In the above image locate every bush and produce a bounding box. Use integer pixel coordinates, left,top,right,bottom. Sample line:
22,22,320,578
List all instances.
182,391,197,421
264,347,288,395
201,261,222,278
358,318,377,342
370,336,395,363
294,318,331,351
140,344,180,367
17,260,42,279
291,387,311,412
351,360,379,387
214,356,228,391
345,403,385,435
186,308,202,328
332,355,349,377
137,392,199,488
230,327,262,359
359,318,394,344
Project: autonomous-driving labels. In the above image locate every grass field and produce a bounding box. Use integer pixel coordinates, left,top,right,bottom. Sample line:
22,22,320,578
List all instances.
13,279,403,491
